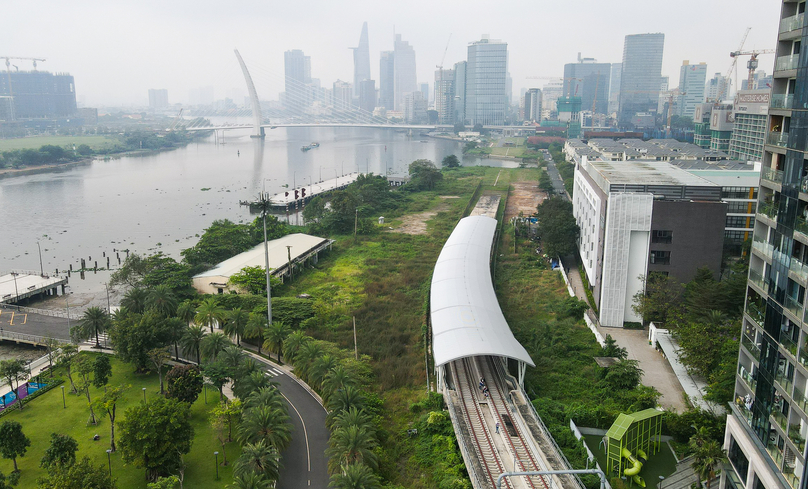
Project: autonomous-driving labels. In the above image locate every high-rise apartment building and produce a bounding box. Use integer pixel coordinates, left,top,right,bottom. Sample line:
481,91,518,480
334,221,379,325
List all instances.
706,72,733,103
420,83,429,105
542,80,564,121
563,54,610,115
284,49,312,108
358,80,376,113
677,61,708,119
435,68,455,124
523,88,542,123
332,80,353,110
404,91,427,124
608,63,622,115
0,71,77,120
465,36,508,126
148,89,168,109
453,61,467,124
724,2,808,489
618,33,665,128
729,89,770,163
379,51,395,111
352,22,371,98
393,34,417,111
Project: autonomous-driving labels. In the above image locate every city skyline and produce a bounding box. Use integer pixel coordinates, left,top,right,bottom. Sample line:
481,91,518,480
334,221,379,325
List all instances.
4,0,779,107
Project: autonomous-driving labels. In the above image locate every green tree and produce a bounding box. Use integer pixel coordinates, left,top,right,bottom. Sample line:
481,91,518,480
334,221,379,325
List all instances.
408,159,443,190
237,405,292,451
322,366,359,403
146,476,179,489
0,359,27,411
233,371,272,400
176,301,196,326
263,322,290,363
329,462,382,489
233,440,280,482
118,397,194,481
310,354,338,389
603,359,643,390
691,439,726,489
293,341,323,383
0,421,30,471
441,154,460,168
121,287,148,314
243,386,286,412
195,298,225,333
201,332,231,361
326,425,379,473
74,307,110,348
74,355,98,424
228,267,280,296
229,472,272,489
36,456,116,489
600,335,628,359
93,385,127,452
146,285,178,318
165,365,204,404
535,197,579,258
452,122,465,134
56,344,79,394
108,311,171,371
180,325,206,364
164,317,187,361
327,386,367,422
224,308,249,346
40,433,78,469
210,400,243,466
331,407,375,434
146,347,171,394
93,355,113,388
202,361,231,402
77,144,92,156
244,313,267,355
282,331,310,363
631,273,685,325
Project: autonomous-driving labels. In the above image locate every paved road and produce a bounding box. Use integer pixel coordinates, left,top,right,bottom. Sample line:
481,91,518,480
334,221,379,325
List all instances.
0,308,71,341
542,150,568,198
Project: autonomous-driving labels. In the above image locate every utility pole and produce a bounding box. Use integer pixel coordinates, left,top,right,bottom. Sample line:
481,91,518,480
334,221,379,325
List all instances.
286,245,293,281
353,316,358,359
354,208,358,241
239,192,273,326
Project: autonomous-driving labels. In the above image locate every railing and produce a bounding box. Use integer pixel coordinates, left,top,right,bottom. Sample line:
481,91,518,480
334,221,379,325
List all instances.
794,387,808,415
0,303,79,321
780,13,805,33
734,397,755,425
796,218,808,240
747,301,766,326
749,269,770,292
784,294,804,320
776,370,795,395
768,131,790,148
773,409,790,432
799,347,808,369
742,333,761,361
772,94,795,110
739,364,758,392
777,54,800,72
752,235,775,260
758,202,778,220
788,424,806,452
768,438,785,467
791,256,808,283
762,167,784,185
782,335,799,358
785,470,801,489
0,329,66,346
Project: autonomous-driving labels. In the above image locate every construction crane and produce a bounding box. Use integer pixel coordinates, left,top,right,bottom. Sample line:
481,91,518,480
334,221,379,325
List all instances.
1,56,46,122
712,28,751,104
730,49,775,89
663,89,683,138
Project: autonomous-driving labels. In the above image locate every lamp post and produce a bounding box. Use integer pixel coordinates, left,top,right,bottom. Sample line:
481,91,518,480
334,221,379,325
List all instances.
106,449,112,477
104,283,111,313
142,387,146,403
61,385,65,409
37,241,44,277
214,452,219,480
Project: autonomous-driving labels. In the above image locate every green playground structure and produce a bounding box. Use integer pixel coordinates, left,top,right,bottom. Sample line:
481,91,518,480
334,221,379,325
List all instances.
605,408,663,488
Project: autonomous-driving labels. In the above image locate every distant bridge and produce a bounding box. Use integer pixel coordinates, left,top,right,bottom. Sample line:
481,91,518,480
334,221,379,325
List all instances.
182,122,447,132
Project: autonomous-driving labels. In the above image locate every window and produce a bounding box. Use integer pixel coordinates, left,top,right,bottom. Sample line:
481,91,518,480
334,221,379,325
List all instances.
650,250,671,265
726,216,752,228
652,230,672,244
726,201,753,213
722,187,757,199
728,436,749,484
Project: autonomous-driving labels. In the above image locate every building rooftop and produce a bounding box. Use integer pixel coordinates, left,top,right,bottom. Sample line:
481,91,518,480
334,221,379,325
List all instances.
585,159,718,188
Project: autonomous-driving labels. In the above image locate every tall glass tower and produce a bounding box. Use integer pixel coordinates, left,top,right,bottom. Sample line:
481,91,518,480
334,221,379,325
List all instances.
725,2,808,488
617,33,664,128
465,36,508,126
352,22,371,98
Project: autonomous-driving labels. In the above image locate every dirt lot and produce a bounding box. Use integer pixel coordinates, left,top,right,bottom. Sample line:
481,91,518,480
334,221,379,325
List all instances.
389,196,460,235
505,180,545,221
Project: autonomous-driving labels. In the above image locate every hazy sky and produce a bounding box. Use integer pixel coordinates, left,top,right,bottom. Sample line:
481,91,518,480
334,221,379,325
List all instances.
5,0,781,107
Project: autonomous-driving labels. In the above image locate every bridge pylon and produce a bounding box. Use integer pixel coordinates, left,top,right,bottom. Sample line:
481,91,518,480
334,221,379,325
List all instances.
234,49,266,139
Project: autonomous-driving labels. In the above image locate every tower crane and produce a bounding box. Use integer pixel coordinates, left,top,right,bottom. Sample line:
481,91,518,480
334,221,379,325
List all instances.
730,49,775,89
712,28,750,104
1,56,46,122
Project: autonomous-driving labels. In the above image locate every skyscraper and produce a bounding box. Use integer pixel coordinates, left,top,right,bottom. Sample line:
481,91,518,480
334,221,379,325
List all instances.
358,79,376,113
453,61,467,124
148,89,168,109
465,36,508,126
608,63,622,115
0,71,77,120
332,80,352,110
379,51,395,111
435,68,455,124
284,49,311,108
677,61,708,119
705,72,733,102
618,33,665,127
563,54,610,115
393,34,417,111
724,2,808,489
352,22,371,98
523,88,542,122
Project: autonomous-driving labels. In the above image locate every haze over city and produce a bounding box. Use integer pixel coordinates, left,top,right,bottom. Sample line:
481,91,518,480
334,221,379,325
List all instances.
5,0,780,106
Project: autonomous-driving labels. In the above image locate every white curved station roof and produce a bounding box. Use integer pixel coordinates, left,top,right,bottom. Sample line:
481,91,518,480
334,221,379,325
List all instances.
430,216,534,368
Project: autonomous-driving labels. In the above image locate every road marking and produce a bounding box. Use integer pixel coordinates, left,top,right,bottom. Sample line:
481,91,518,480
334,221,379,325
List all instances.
281,391,311,473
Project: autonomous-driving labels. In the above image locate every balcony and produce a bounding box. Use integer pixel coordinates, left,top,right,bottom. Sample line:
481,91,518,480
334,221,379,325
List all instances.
772,94,796,110
773,409,790,432
783,334,799,358
789,423,806,452
780,13,805,33
758,202,779,221
795,387,808,414
776,370,795,394
785,469,801,489
739,364,758,392
768,131,790,148
747,301,766,326
734,395,755,425
800,346,808,369
750,268,770,293
785,294,804,320
776,54,800,72
791,256,808,283
742,333,761,361
796,218,808,240
752,235,775,260
768,438,785,467
762,167,784,185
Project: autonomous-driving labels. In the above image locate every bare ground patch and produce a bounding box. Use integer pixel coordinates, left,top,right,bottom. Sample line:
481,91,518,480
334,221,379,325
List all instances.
505,181,545,221
389,196,459,235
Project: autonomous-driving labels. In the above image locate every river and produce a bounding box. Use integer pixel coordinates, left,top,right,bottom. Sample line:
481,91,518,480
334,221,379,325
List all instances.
0,127,515,297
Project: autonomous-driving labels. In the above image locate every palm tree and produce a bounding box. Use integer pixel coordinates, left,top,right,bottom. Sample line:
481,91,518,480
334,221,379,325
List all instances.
329,462,382,489
201,332,232,362
229,471,273,489
233,440,280,481
237,405,292,451
244,313,267,355
293,341,323,383
165,317,187,361
145,284,178,317
322,366,359,403
224,308,249,346
121,287,147,314
327,386,366,423
691,439,726,489
282,330,310,362
263,322,291,363
76,306,109,348
233,371,273,400
195,297,225,333
310,354,338,389
331,407,375,433
243,386,286,411
176,300,196,326
220,345,246,377
326,425,379,474
180,325,206,364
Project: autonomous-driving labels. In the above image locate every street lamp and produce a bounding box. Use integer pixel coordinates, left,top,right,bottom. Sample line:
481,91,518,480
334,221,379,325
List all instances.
214,452,220,480
106,449,112,477
142,387,146,403
61,385,65,409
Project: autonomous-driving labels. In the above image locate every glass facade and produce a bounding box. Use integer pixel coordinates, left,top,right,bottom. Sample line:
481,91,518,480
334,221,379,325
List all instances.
617,33,665,128
465,38,508,126
731,113,768,162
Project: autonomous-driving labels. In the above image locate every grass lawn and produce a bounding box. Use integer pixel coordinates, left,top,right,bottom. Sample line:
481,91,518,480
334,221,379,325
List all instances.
0,353,236,489
0,136,118,151
582,434,678,489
